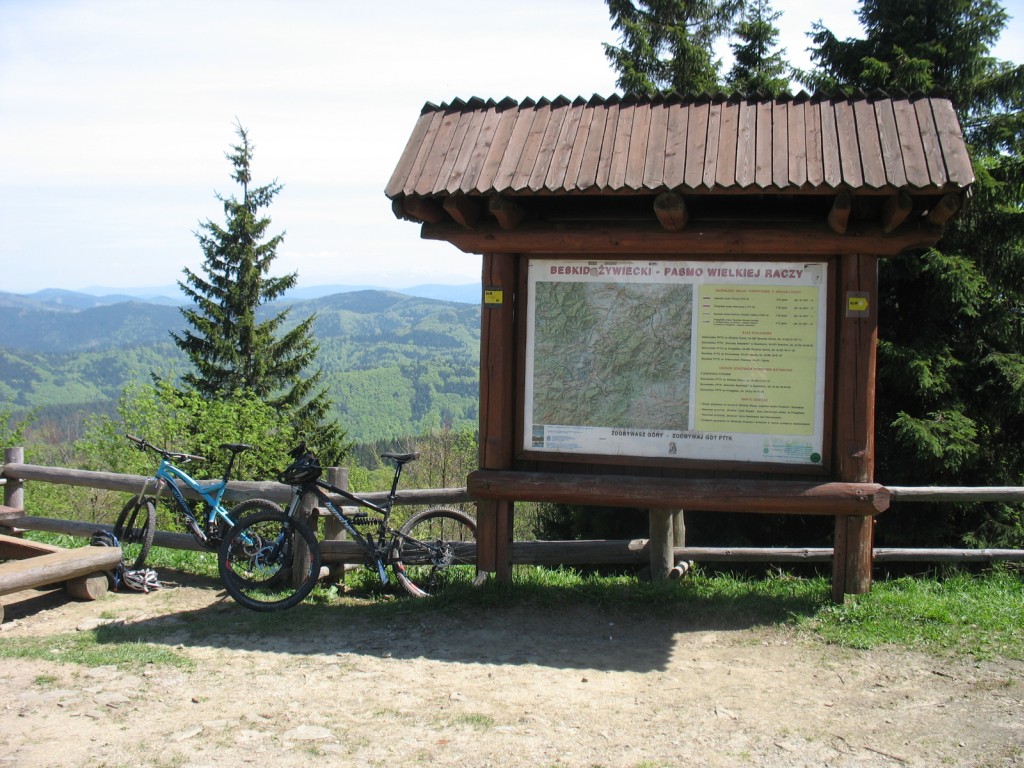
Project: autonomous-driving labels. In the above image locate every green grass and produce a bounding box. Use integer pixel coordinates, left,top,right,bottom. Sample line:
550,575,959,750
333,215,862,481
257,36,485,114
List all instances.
0,625,193,670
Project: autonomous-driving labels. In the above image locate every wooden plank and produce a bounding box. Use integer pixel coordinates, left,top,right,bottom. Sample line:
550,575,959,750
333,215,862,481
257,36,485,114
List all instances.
820,101,842,187
446,109,489,194
735,100,756,187
787,101,807,187
576,104,609,189
683,101,710,188
930,97,974,186
643,102,669,189
511,102,552,191
772,101,789,188
893,100,928,188
833,100,863,187
874,100,909,188
606,102,635,189
0,546,122,597
855,100,886,188
468,470,890,516
625,102,652,190
805,102,824,187
413,109,463,196
663,102,690,187
471,107,520,193
0,504,23,521
715,100,739,187
544,102,585,191
0,531,63,559
593,102,620,189
754,100,773,188
491,108,538,192
914,98,947,186
528,102,569,191
702,102,722,189
385,111,436,198
433,110,476,195
562,106,595,191
423,218,944,256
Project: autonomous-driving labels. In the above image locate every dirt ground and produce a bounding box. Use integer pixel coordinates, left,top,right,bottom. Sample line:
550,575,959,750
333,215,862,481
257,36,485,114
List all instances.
1,573,1022,768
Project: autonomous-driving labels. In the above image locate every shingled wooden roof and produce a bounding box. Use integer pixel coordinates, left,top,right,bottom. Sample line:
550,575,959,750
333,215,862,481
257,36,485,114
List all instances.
386,92,973,255
386,92,973,199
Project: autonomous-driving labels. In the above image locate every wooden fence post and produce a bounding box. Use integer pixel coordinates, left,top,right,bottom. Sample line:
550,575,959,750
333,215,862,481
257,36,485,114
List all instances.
321,466,348,584
648,509,673,580
4,447,25,510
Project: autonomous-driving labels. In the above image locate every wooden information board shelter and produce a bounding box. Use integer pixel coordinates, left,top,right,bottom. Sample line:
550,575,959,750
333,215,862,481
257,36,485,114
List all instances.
386,92,974,600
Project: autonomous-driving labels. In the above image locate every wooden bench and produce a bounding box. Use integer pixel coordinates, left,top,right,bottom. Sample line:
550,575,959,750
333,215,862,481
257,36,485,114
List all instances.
0,532,122,623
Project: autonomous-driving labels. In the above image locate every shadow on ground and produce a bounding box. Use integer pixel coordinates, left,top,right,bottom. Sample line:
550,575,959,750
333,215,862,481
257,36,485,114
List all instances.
79,568,827,674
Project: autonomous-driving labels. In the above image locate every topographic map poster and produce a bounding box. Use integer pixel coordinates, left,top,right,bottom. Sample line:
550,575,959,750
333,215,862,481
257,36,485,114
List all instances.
523,259,828,465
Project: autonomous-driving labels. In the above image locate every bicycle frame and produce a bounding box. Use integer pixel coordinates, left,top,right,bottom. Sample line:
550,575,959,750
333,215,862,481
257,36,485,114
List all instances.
282,463,411,585
131,445,243,546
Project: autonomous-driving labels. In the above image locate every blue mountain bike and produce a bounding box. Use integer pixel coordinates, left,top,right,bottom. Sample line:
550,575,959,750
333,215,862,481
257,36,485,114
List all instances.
113,434,281,569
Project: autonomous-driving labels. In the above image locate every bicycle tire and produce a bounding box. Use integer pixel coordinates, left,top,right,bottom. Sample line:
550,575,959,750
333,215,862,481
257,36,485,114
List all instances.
217,509,320,612
393,508,477,598
113,497,156,570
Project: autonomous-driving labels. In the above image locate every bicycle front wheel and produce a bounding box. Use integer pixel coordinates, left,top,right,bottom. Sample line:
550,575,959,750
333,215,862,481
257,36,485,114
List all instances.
209,497,283,547
113,497,156,569
217,509,320,612
394,508,477,598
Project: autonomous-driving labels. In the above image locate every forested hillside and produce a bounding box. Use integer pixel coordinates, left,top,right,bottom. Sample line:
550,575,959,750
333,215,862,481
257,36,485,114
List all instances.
0,290,480,442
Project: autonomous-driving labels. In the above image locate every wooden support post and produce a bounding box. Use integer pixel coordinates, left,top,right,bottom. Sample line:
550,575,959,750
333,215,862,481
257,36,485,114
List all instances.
402,196,446,224
321,467,348,584
828,192,852,234
653,192,689,231
293,487,318,589
4,447,24,510
648,509,673,581
488,195,526,231
443,195,482,229
478,252,518,582
832,253,879,602
881,191,912,233
927,193,961,226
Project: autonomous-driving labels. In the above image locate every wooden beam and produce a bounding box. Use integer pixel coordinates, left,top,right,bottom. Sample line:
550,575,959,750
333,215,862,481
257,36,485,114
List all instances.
0,545,122,597
468,470,890,516
653,192,689,231
927,192,961,225
488,195,526,230
881,190,912,233
443,195,482,229
828,191,852,234
402,196,445,224
421,218,943,257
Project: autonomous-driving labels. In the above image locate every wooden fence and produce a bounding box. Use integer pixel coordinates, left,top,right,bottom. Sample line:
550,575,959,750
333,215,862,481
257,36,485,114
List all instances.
2,447,1024,568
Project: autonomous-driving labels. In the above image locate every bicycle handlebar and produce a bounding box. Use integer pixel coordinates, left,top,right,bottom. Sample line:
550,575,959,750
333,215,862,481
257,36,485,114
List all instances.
125,433,207,463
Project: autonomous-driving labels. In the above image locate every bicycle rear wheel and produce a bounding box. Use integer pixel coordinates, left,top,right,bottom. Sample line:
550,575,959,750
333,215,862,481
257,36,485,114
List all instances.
217,509,320,612
393,508,477,598
208,497,283,547
113,497,156,569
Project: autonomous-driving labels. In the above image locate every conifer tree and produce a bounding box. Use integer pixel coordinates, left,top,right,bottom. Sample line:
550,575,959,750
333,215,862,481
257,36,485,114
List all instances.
807,0,1024,547
725,0,791,96
604,0,743,93
173,122,346,462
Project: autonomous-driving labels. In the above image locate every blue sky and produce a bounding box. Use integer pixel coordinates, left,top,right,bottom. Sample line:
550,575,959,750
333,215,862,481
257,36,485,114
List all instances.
1,0,1021,294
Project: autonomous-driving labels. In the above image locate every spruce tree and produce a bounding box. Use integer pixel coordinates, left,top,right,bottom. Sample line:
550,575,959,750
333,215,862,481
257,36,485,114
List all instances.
725,0,792,96
173,122,346,462
604,0,743,93
807,0,1024,547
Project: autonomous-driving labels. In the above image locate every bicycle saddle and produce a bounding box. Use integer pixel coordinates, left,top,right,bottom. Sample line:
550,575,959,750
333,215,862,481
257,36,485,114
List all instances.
220,443,253,453
380,451,420,464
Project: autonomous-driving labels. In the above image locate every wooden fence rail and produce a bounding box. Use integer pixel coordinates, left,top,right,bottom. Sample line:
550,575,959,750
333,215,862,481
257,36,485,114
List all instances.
3,453,1024,568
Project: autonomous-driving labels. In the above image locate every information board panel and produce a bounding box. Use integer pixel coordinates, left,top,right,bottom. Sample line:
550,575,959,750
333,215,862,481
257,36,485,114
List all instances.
523,259,829,465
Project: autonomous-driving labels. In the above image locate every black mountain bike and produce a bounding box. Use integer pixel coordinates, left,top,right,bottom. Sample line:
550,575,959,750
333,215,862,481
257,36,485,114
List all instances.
217,443,477,611
114,434,281,569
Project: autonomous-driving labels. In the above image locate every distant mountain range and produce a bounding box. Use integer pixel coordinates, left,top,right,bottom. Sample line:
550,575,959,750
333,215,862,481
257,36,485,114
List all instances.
0,283,481,312
1,287,482,443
